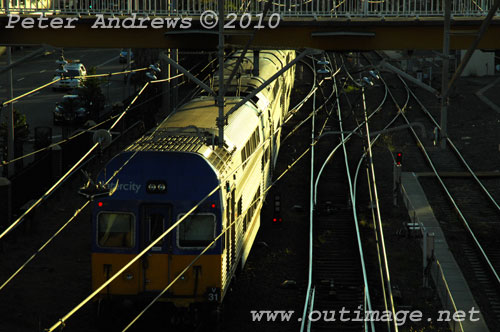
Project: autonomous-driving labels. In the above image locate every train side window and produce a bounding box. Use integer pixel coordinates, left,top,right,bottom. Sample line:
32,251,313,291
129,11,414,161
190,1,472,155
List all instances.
149,214,164,250
177,213,216,249
98,212,135,248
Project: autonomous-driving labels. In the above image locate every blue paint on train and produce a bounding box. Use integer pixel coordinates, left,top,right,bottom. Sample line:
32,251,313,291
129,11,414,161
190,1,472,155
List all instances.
91,151,223,255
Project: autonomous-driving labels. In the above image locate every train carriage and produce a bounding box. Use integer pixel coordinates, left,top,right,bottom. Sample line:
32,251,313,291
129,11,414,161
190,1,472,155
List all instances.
91,50,295,310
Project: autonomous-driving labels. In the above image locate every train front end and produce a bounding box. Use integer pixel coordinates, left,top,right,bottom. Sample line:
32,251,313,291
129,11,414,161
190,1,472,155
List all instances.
91,150,223,308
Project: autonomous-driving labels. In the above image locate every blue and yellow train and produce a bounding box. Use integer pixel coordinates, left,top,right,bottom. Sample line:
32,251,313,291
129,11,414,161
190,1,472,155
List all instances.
91,50,295,311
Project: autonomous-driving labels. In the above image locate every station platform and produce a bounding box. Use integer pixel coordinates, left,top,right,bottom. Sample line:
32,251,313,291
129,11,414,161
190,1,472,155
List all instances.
400,172,489,332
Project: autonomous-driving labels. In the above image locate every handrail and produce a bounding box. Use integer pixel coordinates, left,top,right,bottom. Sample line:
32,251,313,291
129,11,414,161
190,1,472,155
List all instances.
1,0,499,17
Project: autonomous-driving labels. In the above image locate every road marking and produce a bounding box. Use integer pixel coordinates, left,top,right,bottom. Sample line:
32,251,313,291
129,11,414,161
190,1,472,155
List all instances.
28,134,62,142
96,56,119,68
40,69,46,73
17,77,25,82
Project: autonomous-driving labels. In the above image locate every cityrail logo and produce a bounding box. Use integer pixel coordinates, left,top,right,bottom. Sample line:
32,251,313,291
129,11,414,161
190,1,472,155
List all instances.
250,307,481,326
4,12,281,30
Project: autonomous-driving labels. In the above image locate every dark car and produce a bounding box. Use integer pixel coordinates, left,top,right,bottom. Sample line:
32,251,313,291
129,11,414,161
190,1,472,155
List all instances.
119,49,134,64
53,95,90,125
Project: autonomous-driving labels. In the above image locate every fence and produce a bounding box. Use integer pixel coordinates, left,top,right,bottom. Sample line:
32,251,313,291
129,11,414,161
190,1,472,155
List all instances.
0,0,498,17
400,176,465,332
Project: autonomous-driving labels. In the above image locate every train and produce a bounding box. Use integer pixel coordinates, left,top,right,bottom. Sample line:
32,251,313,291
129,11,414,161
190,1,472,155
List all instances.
91,50,296,314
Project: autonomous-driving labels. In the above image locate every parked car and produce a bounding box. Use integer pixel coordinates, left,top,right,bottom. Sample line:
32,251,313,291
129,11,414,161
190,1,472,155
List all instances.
52,62,87,91
53,95,89,125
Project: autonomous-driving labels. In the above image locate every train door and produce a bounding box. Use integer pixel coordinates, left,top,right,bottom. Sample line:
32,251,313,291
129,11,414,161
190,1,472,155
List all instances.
140,204,171,292
230,189,236,268
225,189,236,276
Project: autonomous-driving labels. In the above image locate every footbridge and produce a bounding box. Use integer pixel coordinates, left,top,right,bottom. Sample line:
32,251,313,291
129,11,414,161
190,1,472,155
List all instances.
1,0,500,50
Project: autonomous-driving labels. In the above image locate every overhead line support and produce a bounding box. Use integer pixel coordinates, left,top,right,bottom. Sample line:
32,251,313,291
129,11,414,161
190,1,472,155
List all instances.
217,0,225,148
224,49,319,121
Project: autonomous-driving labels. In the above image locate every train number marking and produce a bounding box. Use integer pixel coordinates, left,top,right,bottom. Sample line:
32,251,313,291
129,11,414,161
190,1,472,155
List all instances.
208,287,220,302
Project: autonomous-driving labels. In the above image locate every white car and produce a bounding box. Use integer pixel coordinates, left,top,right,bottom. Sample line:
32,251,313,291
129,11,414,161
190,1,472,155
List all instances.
52,62,87,91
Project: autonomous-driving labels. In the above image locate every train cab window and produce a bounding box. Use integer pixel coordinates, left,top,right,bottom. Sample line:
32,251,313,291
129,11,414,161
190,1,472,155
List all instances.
177,213,216,248
149,214,164,251
98,213,135,248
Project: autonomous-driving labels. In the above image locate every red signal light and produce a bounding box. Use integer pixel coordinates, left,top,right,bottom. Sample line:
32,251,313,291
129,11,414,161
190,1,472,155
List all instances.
273,218,277,222
98,202,103,207
211,203,216,208
396,152,403,166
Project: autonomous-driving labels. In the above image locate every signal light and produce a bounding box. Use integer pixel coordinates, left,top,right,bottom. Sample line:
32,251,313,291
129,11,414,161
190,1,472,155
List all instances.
98,202,103,207
211,203,216,209
396,152,403,166
273,218,277,222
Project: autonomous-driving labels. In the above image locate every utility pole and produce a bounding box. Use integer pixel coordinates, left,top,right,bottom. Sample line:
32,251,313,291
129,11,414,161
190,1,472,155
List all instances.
440,0,451,149
126,48,132,98
6,47,15,177
216,0,225,147
163,49,171,114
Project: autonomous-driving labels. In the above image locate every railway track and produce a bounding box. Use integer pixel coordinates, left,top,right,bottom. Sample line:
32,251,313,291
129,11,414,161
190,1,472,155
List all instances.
300,54,382,331
371,50,500,330
312,167,364,331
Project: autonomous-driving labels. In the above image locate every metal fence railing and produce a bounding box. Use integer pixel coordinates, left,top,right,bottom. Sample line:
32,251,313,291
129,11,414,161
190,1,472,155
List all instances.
0,0,498,17
400,176,465,332
433,260,465,332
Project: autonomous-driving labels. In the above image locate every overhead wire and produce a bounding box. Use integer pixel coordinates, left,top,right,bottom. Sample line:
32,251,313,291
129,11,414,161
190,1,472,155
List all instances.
0,72,202,292
0,142,99,241
0,54,238,292
126,53,380,331
46,59,301,331
0,67,211,292
0,73,186,169
0,79,151,241
123,117,318,330
0,54,223,168
1,67,150,107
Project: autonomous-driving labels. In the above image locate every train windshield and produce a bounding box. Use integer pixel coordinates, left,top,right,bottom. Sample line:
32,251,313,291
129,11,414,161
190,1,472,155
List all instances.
177,213,216,248
97,212,135,248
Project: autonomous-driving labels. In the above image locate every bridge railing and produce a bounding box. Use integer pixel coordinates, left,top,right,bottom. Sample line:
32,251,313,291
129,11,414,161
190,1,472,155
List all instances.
0,0,498,17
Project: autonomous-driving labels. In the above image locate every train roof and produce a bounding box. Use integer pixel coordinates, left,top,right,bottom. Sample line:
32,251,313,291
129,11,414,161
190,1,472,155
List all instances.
125,96,261,176
123,50,294,176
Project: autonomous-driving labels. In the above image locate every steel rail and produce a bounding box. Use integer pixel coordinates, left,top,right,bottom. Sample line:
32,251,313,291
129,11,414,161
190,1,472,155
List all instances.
46,62,317,330
300,54,318,332
388,74,500,288
334,67,376,332
407,87,500,214
361,84,399,332
350,59,395,332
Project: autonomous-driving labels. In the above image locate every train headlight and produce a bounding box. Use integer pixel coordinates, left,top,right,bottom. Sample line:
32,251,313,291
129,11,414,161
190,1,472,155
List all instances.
146,180,167,194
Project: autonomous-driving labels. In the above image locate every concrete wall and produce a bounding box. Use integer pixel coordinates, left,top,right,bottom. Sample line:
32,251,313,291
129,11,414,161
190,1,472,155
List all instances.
461,50,495,77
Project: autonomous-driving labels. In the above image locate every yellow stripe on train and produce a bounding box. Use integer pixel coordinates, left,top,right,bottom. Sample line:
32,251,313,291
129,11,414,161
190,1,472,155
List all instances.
92,253,222,306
